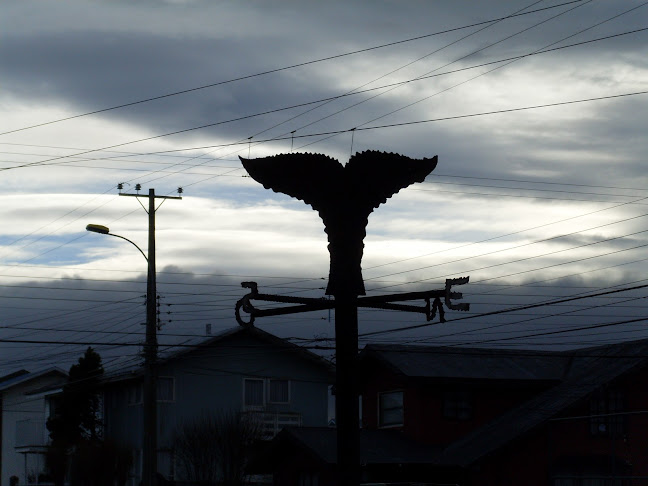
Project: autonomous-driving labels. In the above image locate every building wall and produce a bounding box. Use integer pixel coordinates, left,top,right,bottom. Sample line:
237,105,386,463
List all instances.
103,331,331,482
0,373,66,486
361,366,551,446
361,362,648,484
462,367,648,485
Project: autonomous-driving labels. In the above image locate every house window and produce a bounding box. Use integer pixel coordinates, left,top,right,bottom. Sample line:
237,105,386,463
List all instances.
128,378,174,404
299,472,319,486
244,378,291,408
131,449,142,486
590,389,625,436
378,391,403,427
269,379,290,404
157,377,175,402
46,396,62,419
127,383,142,405
443,390,472,421
244,379,265,407
157,449,175,481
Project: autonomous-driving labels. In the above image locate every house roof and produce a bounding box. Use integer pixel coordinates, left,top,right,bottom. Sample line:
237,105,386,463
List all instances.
269,427,441,465
254,338,648,473
0,367,67,392
437,338,648,467
0,369,29,386
103,325,334,381
361,343,570,382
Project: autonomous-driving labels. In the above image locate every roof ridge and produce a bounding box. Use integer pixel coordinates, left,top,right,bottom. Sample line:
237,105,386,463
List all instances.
363,342,567,356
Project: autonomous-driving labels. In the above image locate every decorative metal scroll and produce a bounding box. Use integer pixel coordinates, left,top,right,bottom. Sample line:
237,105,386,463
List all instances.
235,277,470,327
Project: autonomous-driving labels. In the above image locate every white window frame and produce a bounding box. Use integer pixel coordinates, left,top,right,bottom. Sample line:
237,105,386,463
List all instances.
268,379,291,404
378,390,404,428
243,377,291,408
243,378,266,409
157,448,175,481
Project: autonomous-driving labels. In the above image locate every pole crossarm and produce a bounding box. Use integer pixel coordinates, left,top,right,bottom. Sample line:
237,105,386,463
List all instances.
120,192,183,200
235,277,470,327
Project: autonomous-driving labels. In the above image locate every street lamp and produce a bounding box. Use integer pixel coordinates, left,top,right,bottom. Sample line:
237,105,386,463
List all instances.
85,222,158,486
85,224,148,261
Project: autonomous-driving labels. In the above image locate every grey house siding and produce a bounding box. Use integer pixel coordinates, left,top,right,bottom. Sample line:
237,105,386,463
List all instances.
103,329,331,472
0,370,67,486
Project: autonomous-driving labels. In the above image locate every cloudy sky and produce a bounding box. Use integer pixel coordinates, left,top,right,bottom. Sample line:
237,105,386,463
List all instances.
1,0,647,374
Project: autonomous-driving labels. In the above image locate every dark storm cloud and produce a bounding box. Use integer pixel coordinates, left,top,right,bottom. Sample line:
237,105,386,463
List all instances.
4,1,644,135
2,0,645,177
1,32,275,130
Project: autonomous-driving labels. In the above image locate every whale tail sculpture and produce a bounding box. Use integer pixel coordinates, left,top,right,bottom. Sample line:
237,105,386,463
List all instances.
240,150,438,296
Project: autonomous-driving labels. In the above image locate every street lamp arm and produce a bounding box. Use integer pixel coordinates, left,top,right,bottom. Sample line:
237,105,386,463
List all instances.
107,233,148,262
85,224,148,262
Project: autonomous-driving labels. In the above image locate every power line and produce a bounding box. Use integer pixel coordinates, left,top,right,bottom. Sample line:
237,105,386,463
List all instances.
346,0,643,133
52,90,642,158
3,25,641,178
407,287,648,345
1,5,644,296
4,14,643,174
292,0,596,150
0,0,587,137
367,229,648,293
365,212,648,282
444,315,648,347
3,23,644,274
56,24,641,173
359,283,648,338
382,2,647,138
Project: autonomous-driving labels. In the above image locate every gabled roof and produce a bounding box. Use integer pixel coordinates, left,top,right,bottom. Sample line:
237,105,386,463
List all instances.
104,325,334,381
361,343,569,382
166,325,333,369
0,367,67,392
0,369,29,386
438,338,648,467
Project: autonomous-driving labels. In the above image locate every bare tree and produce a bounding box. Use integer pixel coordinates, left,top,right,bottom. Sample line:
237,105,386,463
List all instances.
174,410,263,485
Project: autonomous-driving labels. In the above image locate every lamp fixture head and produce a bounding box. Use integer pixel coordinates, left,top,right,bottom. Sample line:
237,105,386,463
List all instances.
86,224,110,235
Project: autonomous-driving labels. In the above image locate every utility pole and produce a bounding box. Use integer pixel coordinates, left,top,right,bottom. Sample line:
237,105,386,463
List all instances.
118,187,182,486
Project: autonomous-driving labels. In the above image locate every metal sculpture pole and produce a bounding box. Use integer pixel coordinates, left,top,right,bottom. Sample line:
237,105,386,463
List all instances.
238,151,464,486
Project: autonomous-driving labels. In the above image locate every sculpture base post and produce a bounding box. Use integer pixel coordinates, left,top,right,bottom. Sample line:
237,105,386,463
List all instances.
334,293,360,486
